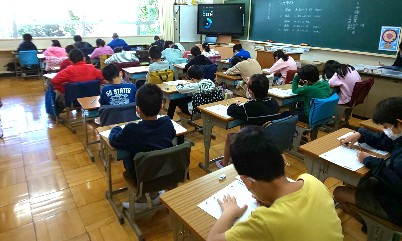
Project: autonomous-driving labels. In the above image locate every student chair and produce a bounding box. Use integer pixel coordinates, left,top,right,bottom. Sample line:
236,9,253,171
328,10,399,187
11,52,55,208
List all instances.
135,50,150,66
115,61,140,79
122,142,191,241
263,115,299,152
14,50,41,79
99,102,138,127
99,54,112,70
290,93,339,158
58,80,101,133
349,204,402,241
196,64,218,81
207,54,222,64
284,69,297,84
332,78,375,130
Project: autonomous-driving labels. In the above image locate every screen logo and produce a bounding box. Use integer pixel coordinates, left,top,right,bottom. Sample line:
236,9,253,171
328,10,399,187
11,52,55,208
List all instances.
204,17,213,29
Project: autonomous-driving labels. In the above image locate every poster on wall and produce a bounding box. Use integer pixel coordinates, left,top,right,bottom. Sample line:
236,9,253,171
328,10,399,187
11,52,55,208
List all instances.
378,26,401,51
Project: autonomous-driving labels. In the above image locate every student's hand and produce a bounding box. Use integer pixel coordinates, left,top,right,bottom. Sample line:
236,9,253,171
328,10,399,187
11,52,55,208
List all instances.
217,195,247,218
340,132,361,148
357,150,370,163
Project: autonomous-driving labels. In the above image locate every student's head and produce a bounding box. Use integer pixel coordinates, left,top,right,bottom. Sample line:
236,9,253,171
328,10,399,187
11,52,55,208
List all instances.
65,44,76,55
202,42,210,52
112,33,119,39
73,35,82,42
372,97,402,134
232,44,243,53
230,125,285,182
172,44,179,50
247,74,269,99
297,64,319,84
164,41,174,50
102,64,120,82
187,65,204,80
323,60,340,79
135,84,163,117
22,33,32,42
149,45,162,60
273,49,289,61
68,49,85,63
51,40,61,47
154,36,160,41
114,47,123,53
96,38,106,47
190,46,201,57
230,56,244,67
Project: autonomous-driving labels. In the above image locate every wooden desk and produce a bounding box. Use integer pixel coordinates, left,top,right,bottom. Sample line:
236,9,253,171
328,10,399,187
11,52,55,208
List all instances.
77,96,101,161
198,97,247,172
216,59,230,71
161,165,238,241
96,119,188,224
122,66,149,83
215,72,242,88
298,128,389,186
156,80,191,105
268,84,300,107
256,50,301,69
173,63,186,80
359,119,383,132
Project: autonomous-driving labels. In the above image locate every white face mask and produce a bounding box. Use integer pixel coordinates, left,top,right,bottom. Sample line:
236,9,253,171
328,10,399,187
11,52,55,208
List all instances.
383,126,402,140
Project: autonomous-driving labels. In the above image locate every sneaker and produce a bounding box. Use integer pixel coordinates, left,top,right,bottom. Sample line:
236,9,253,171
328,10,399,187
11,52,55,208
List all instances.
216,160,224,169
122,190,165,210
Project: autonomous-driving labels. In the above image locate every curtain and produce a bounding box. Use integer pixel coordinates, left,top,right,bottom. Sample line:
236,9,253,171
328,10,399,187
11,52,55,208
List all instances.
159,0,175,41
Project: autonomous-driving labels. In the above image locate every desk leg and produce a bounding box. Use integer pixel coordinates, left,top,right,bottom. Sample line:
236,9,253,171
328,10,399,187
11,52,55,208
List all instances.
199,113,214,173
304,155,329,183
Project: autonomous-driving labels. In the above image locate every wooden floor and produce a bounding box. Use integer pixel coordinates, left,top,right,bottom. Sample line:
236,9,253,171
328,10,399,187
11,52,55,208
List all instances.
0,76,368,241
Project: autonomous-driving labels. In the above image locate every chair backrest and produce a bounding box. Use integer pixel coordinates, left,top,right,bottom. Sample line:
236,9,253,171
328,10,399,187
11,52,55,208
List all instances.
64,80,101,107
99,54,112,70
346,78,375,107
263,115,298,152
18,50,39,67
309,93,339,128
196,64,218,81
284,69,297,84
98,102,138,126
135,50,150,66
134,142,191,194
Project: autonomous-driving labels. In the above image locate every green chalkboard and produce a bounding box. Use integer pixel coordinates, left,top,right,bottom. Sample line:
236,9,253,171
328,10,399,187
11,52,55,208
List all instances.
249,0,402,55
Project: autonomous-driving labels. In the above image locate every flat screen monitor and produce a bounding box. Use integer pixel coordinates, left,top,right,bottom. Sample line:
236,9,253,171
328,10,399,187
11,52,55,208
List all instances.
197,4,245,36
205,36,217,44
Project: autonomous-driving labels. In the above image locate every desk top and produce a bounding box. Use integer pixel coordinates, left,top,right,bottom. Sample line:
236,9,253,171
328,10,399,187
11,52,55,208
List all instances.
198,97,248,121
122,66,149,74
359,119,383,132
215,72,242,80
299,128,371,177
268,84,298,99
157,80,190,94
161,165,238,241
77,96,100,110
173,63,186,69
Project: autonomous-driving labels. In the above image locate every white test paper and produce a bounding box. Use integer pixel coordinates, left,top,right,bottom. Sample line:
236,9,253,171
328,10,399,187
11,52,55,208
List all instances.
268,88,297,98
204,104,231,119
319,145,365,171
336,132,389,156
165,80,189,86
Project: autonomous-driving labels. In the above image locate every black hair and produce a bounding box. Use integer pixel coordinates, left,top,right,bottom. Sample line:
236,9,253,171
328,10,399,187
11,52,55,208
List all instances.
135,84,163,117
230,125,285,181
248,74,269,99
164,41,174,50
273,49,289,61
297,64,319,83
22,33,32,42
172,44,179,49
230,56,243,67
51,40,61,47
154,36,160,41
233,44,242,52
323,60,340,79
149,45,162,59
114,47,123,53
202,42,210,52
372,97,402,126
335,64,355,79
73,35,82,42
190,46,201,57
68,49,84,63
187,65,204,80
102,64,119,82
65,44,76,55
96,38,105,47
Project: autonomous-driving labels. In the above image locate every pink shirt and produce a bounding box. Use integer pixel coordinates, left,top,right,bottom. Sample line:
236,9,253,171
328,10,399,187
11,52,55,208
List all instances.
90,46,114,59
43,46,67,58
269,56,297,84
328,68,362,104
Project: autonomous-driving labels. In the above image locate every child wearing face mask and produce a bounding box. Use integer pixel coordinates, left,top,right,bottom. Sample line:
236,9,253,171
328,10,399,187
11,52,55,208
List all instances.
334,97,402,231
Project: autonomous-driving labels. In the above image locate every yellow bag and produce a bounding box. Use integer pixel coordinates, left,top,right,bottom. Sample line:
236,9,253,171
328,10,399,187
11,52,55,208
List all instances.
148,69,174,84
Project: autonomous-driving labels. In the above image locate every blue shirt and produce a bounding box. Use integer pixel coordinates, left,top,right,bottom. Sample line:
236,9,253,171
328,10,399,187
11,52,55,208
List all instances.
232,49,251,60
108,38,129,50
99,83,137,105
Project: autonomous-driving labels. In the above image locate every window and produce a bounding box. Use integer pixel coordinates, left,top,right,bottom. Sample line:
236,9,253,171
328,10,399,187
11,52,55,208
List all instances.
0,0,160,38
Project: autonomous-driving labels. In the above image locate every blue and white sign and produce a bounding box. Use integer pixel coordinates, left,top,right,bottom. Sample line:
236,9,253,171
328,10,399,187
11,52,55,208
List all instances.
378,26,401,51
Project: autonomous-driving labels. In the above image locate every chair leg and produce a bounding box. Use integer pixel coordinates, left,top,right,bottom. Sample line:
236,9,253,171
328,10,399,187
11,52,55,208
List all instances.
288,125,304,159
310,126,320,140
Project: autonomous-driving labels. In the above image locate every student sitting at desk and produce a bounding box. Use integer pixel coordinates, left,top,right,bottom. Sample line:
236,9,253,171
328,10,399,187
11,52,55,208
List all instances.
43,40,68,72
109,84,176,209
230,44,250,62
207,126,343,241
393,42,402,67
268,50,297,85
73,35,93,49
218,74,280,168
59,45,76,71
90,38,114,67
161,44,184,68
99,64,136,106
166,65,215,119
201,42,220,57
334,97,402,231
185,46,213,70
324,60,362,104
107,33,129,50
104,47,139,65
224,56,262,95
147,45,170,81
17,33,37,51
282,64,331,123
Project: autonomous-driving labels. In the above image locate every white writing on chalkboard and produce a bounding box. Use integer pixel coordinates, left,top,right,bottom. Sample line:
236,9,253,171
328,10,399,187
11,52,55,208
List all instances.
346,2,365,35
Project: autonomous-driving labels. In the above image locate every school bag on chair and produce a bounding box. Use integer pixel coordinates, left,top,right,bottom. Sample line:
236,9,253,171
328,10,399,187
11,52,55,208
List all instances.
148,68,174,84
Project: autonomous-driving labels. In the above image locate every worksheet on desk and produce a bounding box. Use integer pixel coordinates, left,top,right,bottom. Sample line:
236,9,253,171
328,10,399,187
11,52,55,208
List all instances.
319,145,365,171
165,80,189,86
268,88,297,98
198,179,260,224
204,104,231,119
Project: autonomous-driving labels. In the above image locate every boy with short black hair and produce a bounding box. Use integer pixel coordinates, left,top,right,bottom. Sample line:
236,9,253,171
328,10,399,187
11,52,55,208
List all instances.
207,126,344,241
147,45,170,82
